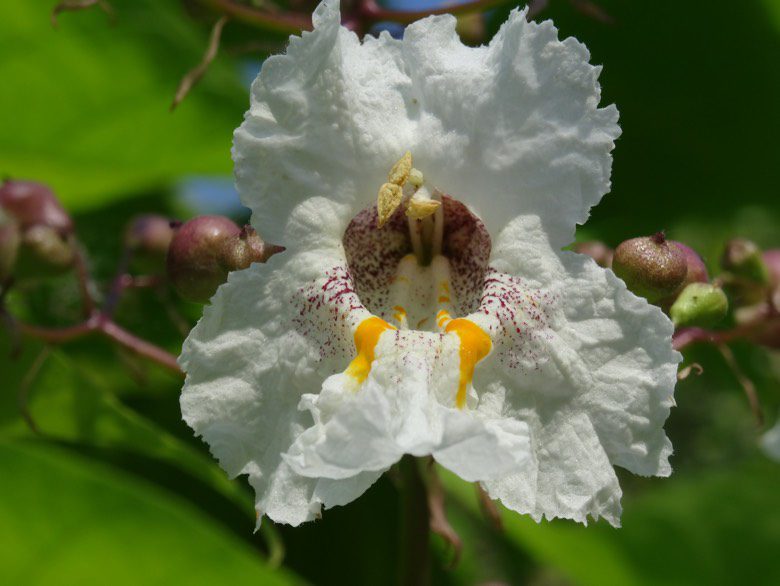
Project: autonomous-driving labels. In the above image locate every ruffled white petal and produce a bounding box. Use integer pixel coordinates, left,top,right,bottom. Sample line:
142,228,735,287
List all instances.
181,0,678,530
473,216,679,525
235,0,619,249
179,199,377,525
285,330,531,483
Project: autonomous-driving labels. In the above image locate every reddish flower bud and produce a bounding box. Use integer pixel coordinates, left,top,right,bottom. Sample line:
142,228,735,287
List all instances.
670,241,709,285
0,180,73,234
167,215,241,303
574,241,613,268
763,250,780,287
125,214,175,272
657,241,710,308
612,232,687,303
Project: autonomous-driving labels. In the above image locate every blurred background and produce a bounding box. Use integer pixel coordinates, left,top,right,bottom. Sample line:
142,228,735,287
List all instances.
1,1,779,584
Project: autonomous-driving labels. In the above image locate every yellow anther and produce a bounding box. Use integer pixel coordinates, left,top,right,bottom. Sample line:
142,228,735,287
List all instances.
388,151,412,186
407,168,424,187
406,198,441,220
377,182,404,228
345,317,396,384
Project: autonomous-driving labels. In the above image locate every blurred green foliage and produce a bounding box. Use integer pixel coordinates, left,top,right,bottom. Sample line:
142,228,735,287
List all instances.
0,1,245,210
1,0,779,585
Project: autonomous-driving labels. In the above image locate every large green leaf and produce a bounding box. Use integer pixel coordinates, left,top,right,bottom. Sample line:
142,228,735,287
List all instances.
0,439,301,585
0,1,247,210
443,462,780,586
0,337,248,507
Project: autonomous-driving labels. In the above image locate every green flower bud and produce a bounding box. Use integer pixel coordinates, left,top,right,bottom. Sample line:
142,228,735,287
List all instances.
14,225,76,279
612,232,687,302
0,215,20,282
574,241,613,268
167,215,241,303
670,283,728,328
721,239,769,284
0,179,73,234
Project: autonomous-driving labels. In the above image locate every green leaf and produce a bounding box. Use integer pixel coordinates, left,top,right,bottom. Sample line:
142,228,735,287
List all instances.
0,339,248,505
443,462,780,586
0,1,247,210
0,439,301,585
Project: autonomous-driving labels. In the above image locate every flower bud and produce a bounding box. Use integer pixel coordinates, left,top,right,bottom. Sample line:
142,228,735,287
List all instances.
125,214,175,272
670,241,709,285
762,250,780,287
612,232,687,302
574,241,613,268
657,241,710,308
221,225,285,271
0,216,20,282
669,283,728,328
166,215,242,303
0,179,73,234
14,225,76,279
721,238,769,284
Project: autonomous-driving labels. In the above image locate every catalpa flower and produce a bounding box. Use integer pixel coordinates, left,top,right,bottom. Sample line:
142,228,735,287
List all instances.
180,0,680,527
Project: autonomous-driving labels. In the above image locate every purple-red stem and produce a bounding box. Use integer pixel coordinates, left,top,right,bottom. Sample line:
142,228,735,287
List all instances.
17,313,182,375
359,0,508,24
72,241,95,318
197,0,511,35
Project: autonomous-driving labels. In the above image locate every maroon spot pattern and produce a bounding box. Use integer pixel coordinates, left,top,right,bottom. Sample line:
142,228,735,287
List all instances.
292,266,366,361
292,195,558,375
477,269,558,371
342,204,410,318
440,195,492,316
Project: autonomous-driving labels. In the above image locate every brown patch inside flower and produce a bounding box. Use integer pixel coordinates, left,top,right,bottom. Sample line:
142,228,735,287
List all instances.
342,195,491,324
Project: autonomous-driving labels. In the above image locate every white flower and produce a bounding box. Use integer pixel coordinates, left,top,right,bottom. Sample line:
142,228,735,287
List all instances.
179,0,680,528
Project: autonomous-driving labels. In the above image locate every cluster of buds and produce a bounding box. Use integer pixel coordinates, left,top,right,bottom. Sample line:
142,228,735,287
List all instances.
0,179,283,308
0,180,76,284
576,232,725,328
722,240,780,348
577,232,780,348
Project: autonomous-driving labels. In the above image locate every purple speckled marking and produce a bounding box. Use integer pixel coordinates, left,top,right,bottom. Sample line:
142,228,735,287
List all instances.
440,196,492,316
342,204,410,317
477,269,557,371
292,265,365,361
292,195,557,375
341,195,492,318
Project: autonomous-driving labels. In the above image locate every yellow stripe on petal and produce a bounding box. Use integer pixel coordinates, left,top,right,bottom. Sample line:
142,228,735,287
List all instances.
345,317,396,384
445,318,492,409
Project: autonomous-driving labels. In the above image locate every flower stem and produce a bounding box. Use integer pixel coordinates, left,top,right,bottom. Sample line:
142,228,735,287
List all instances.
16,315,183,376
398,456,431,586
196,0,311,34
